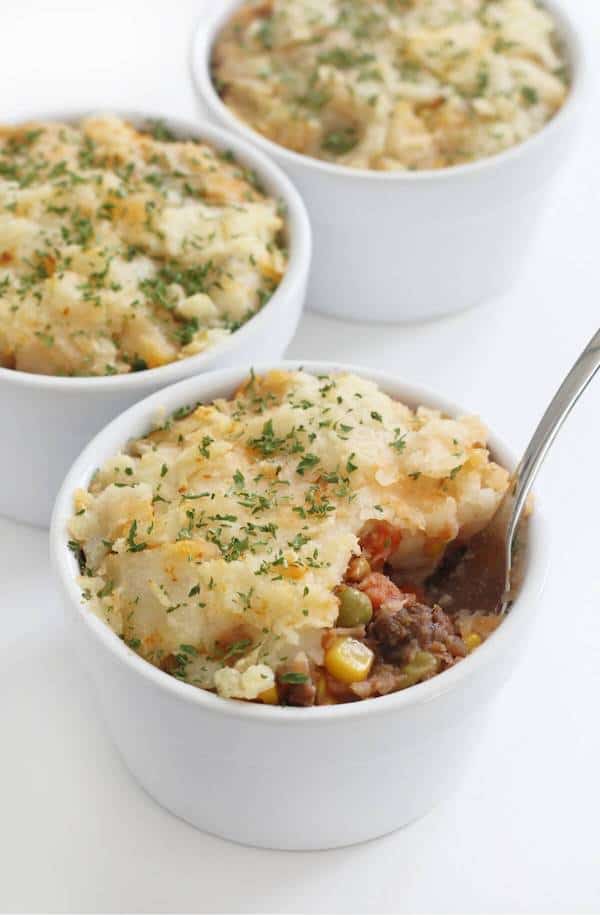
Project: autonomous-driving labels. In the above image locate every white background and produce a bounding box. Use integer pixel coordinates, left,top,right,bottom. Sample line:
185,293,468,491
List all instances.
1,1,599,912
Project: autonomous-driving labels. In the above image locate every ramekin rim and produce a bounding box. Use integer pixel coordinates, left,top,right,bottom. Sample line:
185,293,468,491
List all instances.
0,108,311,392
191,0,587,184
50,359,550,724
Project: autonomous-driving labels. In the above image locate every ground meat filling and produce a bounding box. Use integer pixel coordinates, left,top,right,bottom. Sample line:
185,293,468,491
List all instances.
368,597,467,669
314,519,474,703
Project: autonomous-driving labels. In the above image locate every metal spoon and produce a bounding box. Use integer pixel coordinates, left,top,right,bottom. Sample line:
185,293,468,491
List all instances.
436,327,600,615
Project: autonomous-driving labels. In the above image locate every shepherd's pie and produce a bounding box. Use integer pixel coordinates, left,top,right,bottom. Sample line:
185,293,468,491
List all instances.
212,0,568,171
0,115,287,376
69,370,512,705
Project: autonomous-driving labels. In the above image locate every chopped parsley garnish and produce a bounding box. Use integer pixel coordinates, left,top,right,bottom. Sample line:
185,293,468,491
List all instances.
248,419,286,456
97,580,114,599
391,430,407,453
198,435,214,458
296,453,320,476
68,539,89,574
317,48,374,69
126,520,148,552
145,119,176,142
321,127,359,156
223,638,253,661
521,86,539,105
279,672,309,684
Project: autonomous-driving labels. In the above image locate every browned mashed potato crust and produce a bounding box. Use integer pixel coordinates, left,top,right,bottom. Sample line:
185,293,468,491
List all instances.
0,115,287,376
212,0,568,171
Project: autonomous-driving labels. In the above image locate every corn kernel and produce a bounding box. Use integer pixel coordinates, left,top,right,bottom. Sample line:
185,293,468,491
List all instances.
324,637,374,684
465,632,482,653
258,685,279,705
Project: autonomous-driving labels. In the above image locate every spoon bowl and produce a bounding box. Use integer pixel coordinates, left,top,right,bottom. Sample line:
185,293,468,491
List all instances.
437,328,600,615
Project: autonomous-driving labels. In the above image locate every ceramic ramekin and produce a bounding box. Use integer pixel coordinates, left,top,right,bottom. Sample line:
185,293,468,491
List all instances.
192,0,586,323
0,110,311,528
50,361,549,850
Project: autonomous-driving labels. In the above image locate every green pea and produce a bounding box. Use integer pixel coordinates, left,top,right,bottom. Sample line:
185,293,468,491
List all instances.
401,651,439,688
337,586,373,627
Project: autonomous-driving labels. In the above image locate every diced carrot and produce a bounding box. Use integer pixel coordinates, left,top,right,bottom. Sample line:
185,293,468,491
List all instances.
359,520,402,569
358,572,402,609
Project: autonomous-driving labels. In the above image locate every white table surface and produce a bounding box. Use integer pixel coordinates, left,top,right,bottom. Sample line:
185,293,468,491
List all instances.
1,2,599,912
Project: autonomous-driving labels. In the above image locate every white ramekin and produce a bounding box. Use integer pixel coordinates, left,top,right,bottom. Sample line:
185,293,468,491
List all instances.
0,110,311,528
50,361,549,850
192,0,586,323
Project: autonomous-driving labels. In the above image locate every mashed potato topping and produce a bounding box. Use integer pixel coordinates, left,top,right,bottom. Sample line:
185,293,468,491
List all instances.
0,116,287,376
212,0,568,171
69,370,509,702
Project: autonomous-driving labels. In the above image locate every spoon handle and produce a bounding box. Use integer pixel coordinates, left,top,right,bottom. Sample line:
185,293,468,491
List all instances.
507,327,600,550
